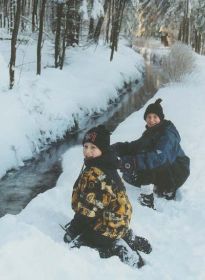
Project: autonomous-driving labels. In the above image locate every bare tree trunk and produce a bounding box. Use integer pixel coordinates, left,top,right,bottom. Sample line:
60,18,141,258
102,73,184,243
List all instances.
0,0,3,28
66,0,75,46
182,17,186,42
185,0,189,44
93,0,109,43
179,0,189,44
88,17,94,39
196,32,201,54
105,0,112,43
37,0,46,75
60,7,69,70
116,0,126,50
194,28,198,53
88,0,94,40
9,0,21,89
55,3,63,68
201,37,205,55
66,0,80,46
178,21,182,41
110,0,126,61
184,17,189,44
110,0,116,61
60,31,66,70
21,0,25,31
75,0,81,45
1,0,9,29
32,0,38,32
50,0,55,33
9,0,15,33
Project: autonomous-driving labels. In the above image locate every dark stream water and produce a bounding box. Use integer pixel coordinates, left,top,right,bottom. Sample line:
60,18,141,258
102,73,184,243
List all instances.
0,63,163,217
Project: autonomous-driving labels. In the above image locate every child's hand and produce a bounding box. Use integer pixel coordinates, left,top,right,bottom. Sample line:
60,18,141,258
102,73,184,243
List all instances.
111,143,121,156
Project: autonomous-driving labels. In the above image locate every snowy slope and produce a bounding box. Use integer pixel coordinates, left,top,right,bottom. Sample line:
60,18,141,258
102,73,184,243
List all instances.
0,48,205,279
0,41,144,179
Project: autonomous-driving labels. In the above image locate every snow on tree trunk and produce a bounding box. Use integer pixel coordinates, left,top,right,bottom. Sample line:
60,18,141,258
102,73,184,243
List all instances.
93,0,109,43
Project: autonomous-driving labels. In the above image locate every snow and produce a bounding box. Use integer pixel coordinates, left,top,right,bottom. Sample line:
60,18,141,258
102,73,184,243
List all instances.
0,41,205,279
91,0,104,19
80,0,89,20
0,40,144,179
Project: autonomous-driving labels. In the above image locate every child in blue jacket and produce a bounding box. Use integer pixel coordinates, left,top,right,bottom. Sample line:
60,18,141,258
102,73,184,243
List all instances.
112,99,190,208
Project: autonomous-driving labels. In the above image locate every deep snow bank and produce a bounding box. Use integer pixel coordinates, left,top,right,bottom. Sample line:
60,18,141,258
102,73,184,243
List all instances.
0,42,144,178
0,52,205,280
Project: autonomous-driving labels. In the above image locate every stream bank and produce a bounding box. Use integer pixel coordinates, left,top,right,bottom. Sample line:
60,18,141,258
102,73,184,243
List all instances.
0,62,163,217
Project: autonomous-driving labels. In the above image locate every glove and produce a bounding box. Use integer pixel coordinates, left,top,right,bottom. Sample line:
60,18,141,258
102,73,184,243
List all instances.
120,155,135,173
111,143,123,157
119,156,140,187
122,171,141,188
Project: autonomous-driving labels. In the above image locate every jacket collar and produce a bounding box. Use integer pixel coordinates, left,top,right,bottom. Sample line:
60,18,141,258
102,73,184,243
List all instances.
84,151,119,171
144,120,170,134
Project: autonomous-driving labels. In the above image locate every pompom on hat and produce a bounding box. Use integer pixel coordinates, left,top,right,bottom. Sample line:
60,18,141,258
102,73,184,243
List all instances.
144,98,165,121
82,125,110,153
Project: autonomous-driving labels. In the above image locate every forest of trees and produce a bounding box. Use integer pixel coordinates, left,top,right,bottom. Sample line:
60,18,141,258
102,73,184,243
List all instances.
136,0,205,54
0,0,133,88
0,0,205,89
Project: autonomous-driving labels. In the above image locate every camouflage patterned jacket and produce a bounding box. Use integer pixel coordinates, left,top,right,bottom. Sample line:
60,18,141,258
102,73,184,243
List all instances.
72,153,132,240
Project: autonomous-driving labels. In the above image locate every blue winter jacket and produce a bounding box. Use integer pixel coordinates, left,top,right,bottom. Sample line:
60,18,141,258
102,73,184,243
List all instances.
113,120,190,191
132,120,186,170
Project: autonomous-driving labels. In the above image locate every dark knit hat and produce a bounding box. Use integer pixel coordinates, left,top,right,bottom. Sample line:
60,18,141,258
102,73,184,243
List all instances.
144,98,165,121
82,125,110,153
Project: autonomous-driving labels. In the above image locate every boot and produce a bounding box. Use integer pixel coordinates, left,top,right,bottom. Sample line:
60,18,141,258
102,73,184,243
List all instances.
98,239,144,269
162,191,176,200
153,185,176,200
123,229,152,254
63,224,78,244
138,193,155,209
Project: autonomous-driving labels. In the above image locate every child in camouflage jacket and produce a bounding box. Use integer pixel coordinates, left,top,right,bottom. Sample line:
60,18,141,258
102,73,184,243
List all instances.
63,125,151,268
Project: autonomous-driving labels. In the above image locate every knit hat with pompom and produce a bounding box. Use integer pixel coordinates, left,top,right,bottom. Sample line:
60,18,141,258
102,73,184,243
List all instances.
144,98,165,121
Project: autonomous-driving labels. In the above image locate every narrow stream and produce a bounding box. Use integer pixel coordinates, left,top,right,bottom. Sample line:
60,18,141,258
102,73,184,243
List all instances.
0,62,163,217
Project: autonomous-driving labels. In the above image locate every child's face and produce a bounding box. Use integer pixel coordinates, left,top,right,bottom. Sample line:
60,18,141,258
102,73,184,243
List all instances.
146,113,161,128
83,142,102,159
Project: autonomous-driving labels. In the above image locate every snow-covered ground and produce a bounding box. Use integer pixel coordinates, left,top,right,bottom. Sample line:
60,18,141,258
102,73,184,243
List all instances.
0,41,205,279
0,40,144,179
